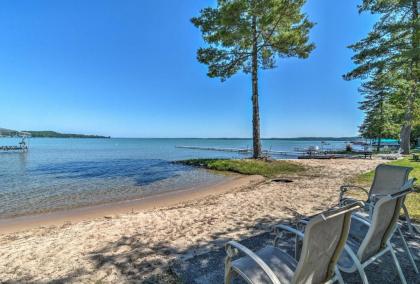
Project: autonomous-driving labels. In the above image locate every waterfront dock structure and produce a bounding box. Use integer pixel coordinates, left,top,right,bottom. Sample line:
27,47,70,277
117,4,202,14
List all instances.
0,128,30,152
176,145,309,157
175,145,352,159
0,145,28,151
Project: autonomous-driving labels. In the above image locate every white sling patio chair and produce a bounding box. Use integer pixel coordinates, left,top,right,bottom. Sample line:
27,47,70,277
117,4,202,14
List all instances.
339,164,417,234
338,164,419,274
337,189,413,284
224,203,362,284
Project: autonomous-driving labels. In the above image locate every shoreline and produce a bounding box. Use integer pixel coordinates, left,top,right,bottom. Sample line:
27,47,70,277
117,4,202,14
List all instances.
0,174,265,234
0,159,384,282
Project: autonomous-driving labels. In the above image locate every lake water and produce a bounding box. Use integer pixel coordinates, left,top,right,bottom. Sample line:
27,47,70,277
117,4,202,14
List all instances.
0,138,348,219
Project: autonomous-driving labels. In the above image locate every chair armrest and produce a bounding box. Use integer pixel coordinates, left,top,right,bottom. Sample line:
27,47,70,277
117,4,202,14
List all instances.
401,178,416,191
225,241,282,284
274,224,305,239
339,185,369,204
369,193,389,201
297,219,309,226
351,214,371,227
410,178,419,193
340,185,369,195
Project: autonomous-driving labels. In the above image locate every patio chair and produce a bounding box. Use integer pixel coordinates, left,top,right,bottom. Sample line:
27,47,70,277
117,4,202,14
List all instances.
224,203,362,284
339,164,418,235
337,189,413,284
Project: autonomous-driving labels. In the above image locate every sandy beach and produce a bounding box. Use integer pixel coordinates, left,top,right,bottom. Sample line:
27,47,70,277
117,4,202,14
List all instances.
2,0,419,282
0,159,382,283
0,174,257,234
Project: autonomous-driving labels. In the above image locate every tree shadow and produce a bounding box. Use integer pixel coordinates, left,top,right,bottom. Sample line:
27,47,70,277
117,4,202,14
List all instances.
81,213,300,283
8,209,419,283
2,268,88,284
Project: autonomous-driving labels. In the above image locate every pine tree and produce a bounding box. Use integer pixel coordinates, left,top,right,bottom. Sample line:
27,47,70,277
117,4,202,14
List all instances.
191,0,315,158
345,0,419,154
358,71,400,151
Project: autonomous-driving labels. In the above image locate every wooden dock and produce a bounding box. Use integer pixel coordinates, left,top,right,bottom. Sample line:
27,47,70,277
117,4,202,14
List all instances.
0,145,28,152
176,145,353,159
0,128,30,152
175,145,302,157
176,145,252,153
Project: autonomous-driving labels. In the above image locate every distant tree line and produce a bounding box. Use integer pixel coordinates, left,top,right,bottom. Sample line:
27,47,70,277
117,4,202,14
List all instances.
24,131,110,138
345,0,419,153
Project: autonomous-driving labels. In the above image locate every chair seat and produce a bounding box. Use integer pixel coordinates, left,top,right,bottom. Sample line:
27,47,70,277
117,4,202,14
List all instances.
231,246,297,284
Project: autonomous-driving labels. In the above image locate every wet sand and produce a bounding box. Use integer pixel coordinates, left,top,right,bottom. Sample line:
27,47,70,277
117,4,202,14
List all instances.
0,174,264,234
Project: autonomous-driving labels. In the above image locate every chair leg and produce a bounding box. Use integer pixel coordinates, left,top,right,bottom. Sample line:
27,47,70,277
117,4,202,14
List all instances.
368,204,373,221
335,268,345,284
225,257,233,284
294,234,304,260
402,204,415,235
355,262,369,284
341,245,369,284
225,265,233,284
389,245,408,284
273,235,280,247
403,204,420,234
397,226,419,273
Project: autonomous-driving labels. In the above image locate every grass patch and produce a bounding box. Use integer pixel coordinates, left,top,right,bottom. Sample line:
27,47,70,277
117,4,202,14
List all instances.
352,170,376,186
351,156,420,222
180,159,305,178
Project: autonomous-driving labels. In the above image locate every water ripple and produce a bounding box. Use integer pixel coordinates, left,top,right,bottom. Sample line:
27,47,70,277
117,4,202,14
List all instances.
31,159,187,185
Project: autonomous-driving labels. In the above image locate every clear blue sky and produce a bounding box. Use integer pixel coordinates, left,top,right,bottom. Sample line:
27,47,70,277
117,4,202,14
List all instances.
0,0,376,138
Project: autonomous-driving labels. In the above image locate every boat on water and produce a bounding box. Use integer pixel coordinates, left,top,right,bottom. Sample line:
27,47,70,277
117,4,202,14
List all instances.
350,139,370,146
0,128,30,152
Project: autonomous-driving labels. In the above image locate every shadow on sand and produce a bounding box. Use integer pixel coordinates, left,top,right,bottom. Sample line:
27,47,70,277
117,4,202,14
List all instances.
3,214,419,284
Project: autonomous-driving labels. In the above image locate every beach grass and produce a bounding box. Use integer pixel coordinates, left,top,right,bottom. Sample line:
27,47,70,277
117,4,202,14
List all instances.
180,159,306,178
352,156,420,222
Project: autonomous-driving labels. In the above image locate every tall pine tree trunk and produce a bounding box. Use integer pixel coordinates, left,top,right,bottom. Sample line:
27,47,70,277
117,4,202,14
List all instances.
400,0,418,154
377,96,384,153
251,15,262,159
400,99,413,154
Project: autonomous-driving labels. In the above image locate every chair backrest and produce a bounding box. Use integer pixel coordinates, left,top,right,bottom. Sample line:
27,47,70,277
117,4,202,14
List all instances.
292,203,362,284
369,164,412,198
357,189,411,262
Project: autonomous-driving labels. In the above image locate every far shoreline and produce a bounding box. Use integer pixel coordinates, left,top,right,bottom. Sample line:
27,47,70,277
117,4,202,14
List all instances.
0,174,265,234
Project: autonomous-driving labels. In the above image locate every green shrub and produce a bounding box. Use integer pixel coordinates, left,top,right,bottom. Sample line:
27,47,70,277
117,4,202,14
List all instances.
180,159,305,178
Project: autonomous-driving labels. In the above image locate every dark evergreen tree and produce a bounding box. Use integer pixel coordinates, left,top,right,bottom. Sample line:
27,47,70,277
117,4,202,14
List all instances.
345,0,419,154
358,71,400,151
191,0,315,158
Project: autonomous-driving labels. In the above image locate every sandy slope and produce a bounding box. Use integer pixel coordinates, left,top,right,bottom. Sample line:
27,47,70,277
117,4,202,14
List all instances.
0,159,382,283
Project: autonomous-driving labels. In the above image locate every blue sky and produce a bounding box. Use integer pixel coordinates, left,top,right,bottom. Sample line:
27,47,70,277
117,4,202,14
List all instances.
0,0,376,138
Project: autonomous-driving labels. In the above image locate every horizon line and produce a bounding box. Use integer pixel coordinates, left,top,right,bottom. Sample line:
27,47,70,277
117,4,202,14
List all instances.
96,136,362,140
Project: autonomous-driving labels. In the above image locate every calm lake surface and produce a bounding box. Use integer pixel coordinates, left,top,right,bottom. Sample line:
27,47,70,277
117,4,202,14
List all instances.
0,138,347,218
